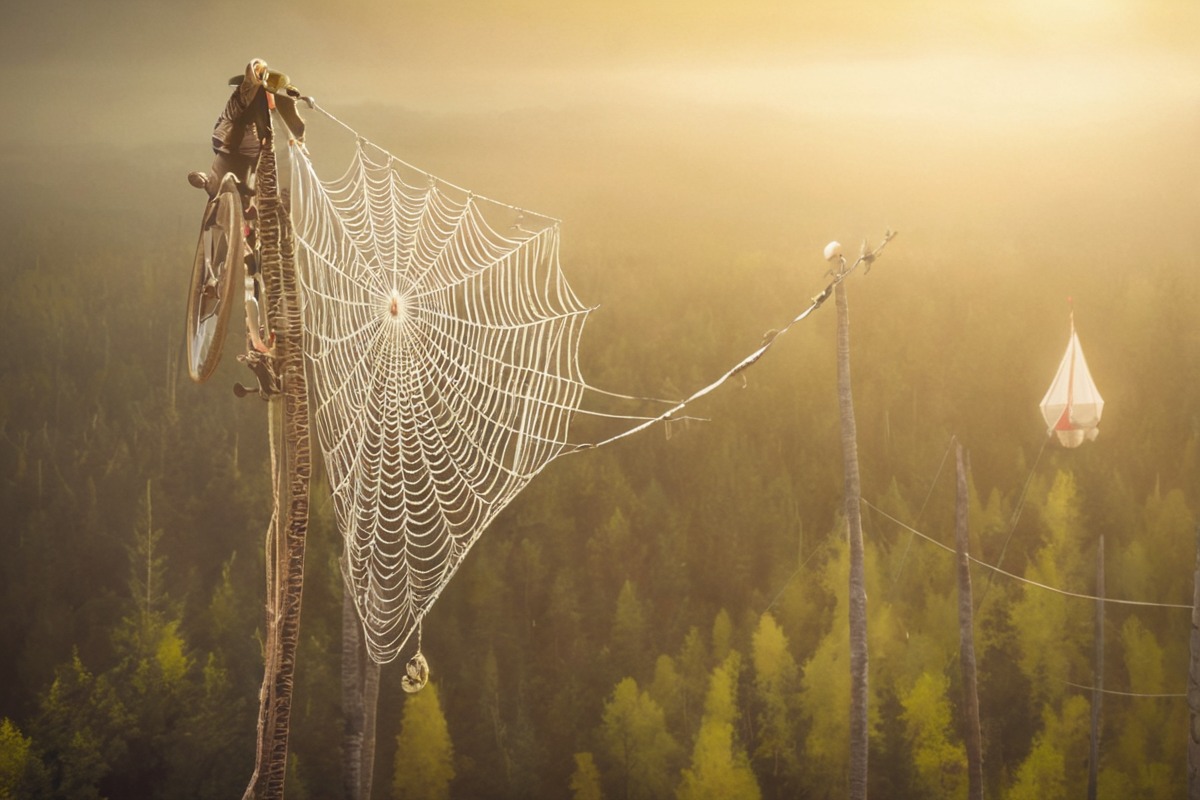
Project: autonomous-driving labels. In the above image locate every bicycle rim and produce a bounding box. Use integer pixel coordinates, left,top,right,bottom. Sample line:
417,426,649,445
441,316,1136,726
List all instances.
186,190,245,382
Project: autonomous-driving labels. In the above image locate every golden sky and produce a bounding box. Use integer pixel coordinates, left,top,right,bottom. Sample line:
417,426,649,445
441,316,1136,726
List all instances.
2,0,1196,146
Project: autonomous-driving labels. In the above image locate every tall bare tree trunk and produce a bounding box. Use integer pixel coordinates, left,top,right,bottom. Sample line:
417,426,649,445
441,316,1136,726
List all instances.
341,571,382,800
361,659,381,799
244,145,313,800
835,282,869,800
341,577,364,800
954,443,984,800
1190,524,1200,799
1088,535,1104,800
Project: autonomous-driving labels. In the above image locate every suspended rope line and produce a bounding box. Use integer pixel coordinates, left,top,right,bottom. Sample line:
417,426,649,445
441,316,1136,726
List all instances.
913,436,955,523
569,234,898,452
863,499,1192,610
1062,680,1185,699
988,647,1185,695
977,432,1051,607
954,606,1190,700
763,537,832,615
567,304,818,451
888,434,956,591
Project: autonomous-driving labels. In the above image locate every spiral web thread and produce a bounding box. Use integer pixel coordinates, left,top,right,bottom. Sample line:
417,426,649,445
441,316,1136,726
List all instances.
289,135,604,663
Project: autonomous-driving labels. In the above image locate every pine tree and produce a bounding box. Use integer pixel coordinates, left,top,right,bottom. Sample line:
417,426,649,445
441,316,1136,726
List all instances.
677,654,760,800
90,479,201,799
1101,618,1184,800
30,653,132,800
600,677,680,800
392,681,455,800
900,672,967,799
711,609,734,666
1013,470,1090,707
750,612,800,788
678,627,709,737
611,581,648,672
648,655,684,730
1007,695,1090,800
570,752,604,800
0,717,47,799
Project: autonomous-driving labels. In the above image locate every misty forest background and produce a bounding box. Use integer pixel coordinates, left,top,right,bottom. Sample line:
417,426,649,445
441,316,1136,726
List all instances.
1,66,1199,800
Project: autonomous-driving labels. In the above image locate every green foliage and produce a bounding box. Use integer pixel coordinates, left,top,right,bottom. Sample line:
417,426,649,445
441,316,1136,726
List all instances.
1012,471,1090,705
599,677,680,800
799,597,852,790
0,718,46,800
677,718,763,800
588,508,638,597
569,752,604,800
648,655,684,730
30,652,132,799
1005,695,1090,800
1005,735,1065,800
749,612,800,786
899,671,966,799
611,581,648,672
677,654,761,800
711,609,734,666
1099,618,1185,799
676,627,709,737
392,681,456,800
799,532,906,793
0,719,30,799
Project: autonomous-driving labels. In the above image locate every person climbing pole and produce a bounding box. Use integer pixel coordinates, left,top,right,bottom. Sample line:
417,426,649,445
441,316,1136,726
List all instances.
187,59,306,361
187,58,307,216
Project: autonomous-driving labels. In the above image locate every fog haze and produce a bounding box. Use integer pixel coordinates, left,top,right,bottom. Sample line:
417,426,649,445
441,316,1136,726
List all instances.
4,1,1197,142
3,0,1198,480
3,3,1200,797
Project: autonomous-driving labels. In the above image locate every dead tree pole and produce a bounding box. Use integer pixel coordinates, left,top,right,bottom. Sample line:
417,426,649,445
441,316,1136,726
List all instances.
341,570,382,800
821,233,893,800
360,658,381,799
1187,523,1200,798
341,576,364,800
243,142,313,800
836,277,869,800
1087,535,1104,800
954,442,984,800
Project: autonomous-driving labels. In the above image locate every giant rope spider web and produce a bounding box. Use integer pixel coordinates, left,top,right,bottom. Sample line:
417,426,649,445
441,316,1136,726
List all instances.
288,105,880,665
289,124,637,664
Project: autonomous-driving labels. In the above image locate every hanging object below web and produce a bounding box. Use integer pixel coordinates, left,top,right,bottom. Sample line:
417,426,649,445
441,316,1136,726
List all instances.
1039,308,1104,448
401,651,429,694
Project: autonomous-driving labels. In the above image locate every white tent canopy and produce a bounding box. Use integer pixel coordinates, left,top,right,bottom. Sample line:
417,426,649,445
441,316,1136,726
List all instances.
1039,313,1104,448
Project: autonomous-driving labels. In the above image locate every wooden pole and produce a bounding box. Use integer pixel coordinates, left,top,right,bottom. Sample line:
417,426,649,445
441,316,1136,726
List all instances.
340,571,383,800
1187,523,1200,798
360,660,381,800
1087,535,1104,800
341,574,364,800
836,280,869,800
954,443,983,800
243,145,313,800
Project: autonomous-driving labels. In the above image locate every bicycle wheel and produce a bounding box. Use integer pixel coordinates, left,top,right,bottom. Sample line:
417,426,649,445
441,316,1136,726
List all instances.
185,187,245,383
